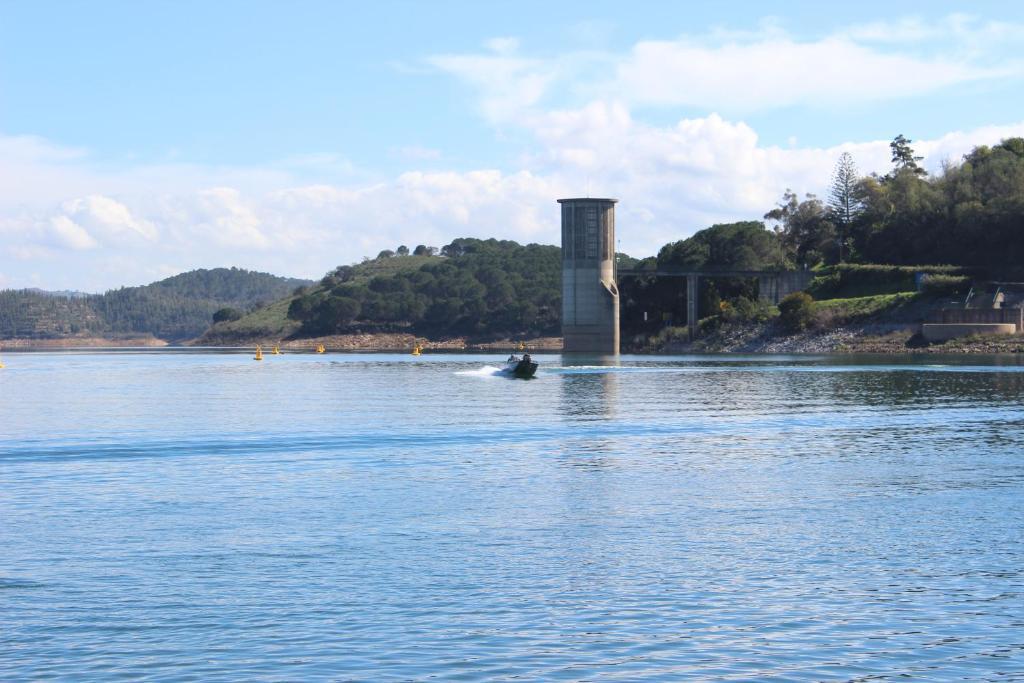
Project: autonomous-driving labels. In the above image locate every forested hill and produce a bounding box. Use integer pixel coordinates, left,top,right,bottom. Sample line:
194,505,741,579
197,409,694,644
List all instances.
201,239,562,342
0,268,312,341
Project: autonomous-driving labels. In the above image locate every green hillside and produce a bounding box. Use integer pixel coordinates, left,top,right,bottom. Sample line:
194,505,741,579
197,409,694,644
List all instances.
0,267,312,341
199,239,561,342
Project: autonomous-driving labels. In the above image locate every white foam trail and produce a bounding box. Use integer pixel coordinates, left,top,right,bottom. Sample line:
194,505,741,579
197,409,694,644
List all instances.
455,365,505,377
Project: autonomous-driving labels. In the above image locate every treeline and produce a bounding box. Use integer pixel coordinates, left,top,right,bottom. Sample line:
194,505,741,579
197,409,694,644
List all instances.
763,135,1024,269
286,238,561,338
0,268,311,340
612,136,1024,336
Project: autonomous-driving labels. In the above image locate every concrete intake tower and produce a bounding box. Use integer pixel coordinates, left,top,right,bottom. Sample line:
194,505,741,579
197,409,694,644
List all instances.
559,197,619,354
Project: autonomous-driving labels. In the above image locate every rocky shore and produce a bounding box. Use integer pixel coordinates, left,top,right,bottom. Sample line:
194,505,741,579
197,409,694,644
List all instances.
195,333,564,352
6,327,1021,355
653,321,1024,354
0,336,167,349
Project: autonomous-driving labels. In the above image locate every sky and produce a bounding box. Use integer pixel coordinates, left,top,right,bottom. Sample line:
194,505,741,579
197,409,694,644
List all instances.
2,1,1024,291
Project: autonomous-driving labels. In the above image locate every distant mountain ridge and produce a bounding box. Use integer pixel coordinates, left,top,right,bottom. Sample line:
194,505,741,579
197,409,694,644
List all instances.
0,267,312,342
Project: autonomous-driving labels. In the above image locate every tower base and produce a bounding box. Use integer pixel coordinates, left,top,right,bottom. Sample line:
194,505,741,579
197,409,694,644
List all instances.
563,324,619,354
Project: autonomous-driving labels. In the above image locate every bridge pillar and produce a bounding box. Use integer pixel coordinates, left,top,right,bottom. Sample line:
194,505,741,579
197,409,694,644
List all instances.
560,198,619,354
757,275,778,304
687,274,699,341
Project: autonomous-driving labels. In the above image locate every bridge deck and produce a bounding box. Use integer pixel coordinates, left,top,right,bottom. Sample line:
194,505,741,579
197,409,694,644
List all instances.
617,268,793,278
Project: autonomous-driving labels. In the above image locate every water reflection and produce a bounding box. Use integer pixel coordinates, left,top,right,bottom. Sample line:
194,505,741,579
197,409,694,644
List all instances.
557,355,620,420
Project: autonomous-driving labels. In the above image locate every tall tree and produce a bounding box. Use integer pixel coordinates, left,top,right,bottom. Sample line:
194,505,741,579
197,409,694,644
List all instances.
764,191,835,266
827,152,863,262
890,134,926,176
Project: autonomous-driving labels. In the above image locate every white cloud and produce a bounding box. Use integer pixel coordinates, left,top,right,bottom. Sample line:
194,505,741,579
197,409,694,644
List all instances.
5,110,1023,292
48,215,98,251
61,195,158,242
393,145,442,161
4,110,1024,291
190,187,270,249
430,16,1023,118
426,39,559,123
485,37,520,55
841,13,1023,49
611,37,998,110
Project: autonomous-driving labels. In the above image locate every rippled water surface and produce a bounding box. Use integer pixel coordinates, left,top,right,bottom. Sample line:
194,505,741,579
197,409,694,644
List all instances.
2,351,1024,681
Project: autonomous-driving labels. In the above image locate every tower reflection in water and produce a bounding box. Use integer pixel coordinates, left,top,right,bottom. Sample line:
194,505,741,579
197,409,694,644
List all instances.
557,354,620,466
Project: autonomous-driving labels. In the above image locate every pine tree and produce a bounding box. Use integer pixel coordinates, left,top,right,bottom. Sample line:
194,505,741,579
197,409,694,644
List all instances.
890,134,925,175
827,152,863,262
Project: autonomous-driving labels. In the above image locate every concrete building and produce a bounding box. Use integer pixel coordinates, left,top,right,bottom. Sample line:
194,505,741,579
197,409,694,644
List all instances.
559,198,619,353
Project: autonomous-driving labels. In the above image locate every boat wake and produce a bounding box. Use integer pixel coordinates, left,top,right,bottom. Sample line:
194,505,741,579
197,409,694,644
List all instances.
455,365,506,378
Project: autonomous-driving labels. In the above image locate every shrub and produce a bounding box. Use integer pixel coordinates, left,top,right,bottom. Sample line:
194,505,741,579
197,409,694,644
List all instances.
806,263,966,299
648,326,690,350
778,292,816,332
721,296,776,324
920,274,971,295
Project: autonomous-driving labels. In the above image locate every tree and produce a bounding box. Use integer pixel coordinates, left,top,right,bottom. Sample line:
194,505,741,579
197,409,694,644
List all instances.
312,296,361,332
212,307,243,323
890,134,925,176
283,237,563,339
657,221,786,271
413,244,429,256
396,245,409,256
377,249,395,259
827,152,863,261
764,192,835,266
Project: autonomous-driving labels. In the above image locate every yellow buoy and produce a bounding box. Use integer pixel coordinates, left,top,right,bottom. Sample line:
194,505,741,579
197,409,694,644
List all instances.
316,343,325,354
272,344,281,355
412,342,422,356
517,341,526,351
254,344,263,361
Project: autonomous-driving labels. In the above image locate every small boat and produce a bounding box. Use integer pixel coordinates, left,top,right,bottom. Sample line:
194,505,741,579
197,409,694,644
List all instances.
503,353,538,379
254,345,264,361
316,343,325,354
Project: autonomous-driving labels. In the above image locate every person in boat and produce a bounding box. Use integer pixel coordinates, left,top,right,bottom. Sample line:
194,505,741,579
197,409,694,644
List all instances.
523,353,531,363
507,353,518,363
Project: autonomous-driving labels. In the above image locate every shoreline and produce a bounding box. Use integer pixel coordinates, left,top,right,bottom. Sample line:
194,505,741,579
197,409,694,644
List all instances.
0,336,167,349
5,330,1023,355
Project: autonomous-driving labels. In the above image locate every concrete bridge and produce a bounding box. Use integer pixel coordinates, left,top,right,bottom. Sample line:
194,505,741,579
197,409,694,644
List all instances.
617,267,814,341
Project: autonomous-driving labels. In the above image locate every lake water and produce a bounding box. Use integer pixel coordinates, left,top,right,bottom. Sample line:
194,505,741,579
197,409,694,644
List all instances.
2,351,1024,681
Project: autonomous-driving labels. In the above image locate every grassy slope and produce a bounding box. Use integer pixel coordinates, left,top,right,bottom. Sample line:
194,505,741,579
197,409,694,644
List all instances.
197,255,441,343
813,291,921,323
647,291,941,353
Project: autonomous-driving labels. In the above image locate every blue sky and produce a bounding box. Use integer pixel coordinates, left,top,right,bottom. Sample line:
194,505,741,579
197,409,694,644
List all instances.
2,1,1024,290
